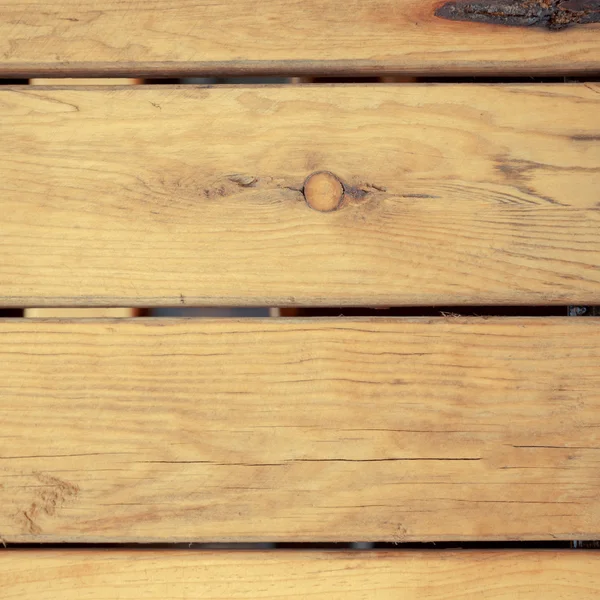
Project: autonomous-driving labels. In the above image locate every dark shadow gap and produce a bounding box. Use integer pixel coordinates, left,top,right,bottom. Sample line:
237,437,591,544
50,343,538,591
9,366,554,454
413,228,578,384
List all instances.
15,76,599,85
0,309,24,317
294,76,600,84
279,306,598,318
410,76,600,83
149,308,271,317
2,540,594,550
135,306,598,318
7,307,597,318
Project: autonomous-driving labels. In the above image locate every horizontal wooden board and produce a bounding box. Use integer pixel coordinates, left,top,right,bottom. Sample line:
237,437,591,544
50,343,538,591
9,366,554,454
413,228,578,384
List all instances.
30,78,141,85
0,1,599,76
2,550,599,599
0,317,599,542
1,84,599,307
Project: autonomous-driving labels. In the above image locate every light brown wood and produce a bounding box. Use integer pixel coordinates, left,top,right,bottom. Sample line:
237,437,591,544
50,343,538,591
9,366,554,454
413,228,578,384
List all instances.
0,317,598,543
0,1,599,76
2,550,599,599
303,171,344,212
24,79,138,320
1,84,599,307
30,79,141,85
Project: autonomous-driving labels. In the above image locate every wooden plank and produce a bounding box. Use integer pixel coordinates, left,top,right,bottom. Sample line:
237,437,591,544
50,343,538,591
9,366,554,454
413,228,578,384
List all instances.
1,550,599,599
0,317,598,542
1,84,599,307
0,1,599,76
25,73,138,324
30,79,141,85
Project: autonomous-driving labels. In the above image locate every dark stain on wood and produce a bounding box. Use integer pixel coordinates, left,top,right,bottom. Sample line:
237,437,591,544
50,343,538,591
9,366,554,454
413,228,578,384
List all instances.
342,182,370,201
435,0,600,30
494,155,567,205
571,134,600,141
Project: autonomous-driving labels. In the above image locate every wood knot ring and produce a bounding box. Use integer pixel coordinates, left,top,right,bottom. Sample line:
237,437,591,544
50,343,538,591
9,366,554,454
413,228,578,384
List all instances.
303,171,344,212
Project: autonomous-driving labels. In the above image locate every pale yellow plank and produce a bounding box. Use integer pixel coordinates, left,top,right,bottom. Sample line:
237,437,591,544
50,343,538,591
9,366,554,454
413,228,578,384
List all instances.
0,317,598,542
25,79,138,320
0,1,599,76
30,79,140,85
1,84,599,306
1,550,599,599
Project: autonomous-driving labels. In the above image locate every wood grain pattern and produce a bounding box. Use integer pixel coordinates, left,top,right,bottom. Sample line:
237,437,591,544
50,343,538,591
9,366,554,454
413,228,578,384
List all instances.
2,550,599,599
0,317,598,542
1,84,599,307
0,1,599,76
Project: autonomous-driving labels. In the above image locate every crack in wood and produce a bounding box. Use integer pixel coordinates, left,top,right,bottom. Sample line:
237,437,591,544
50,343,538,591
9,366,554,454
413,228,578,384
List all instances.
141,457,482,465
435,0,600,30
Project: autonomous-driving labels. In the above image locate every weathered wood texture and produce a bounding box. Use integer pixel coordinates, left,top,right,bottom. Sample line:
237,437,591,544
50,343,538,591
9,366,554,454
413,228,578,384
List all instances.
0,317,598,543
0,1,599,76
2,550,599,599
1,85,599,307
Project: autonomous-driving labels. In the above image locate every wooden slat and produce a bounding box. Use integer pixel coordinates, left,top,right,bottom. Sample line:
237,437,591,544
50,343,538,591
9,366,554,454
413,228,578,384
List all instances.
0,317,598,542
0,1,599,76
2,550,599,599
30,79,141,85
1,84,599,307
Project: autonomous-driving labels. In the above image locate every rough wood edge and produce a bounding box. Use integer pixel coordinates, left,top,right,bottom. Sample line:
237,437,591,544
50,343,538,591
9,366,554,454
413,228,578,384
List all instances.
2,59,600,78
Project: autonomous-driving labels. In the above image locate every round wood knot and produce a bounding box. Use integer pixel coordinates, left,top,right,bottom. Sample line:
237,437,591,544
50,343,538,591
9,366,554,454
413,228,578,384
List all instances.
303,171,344,212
